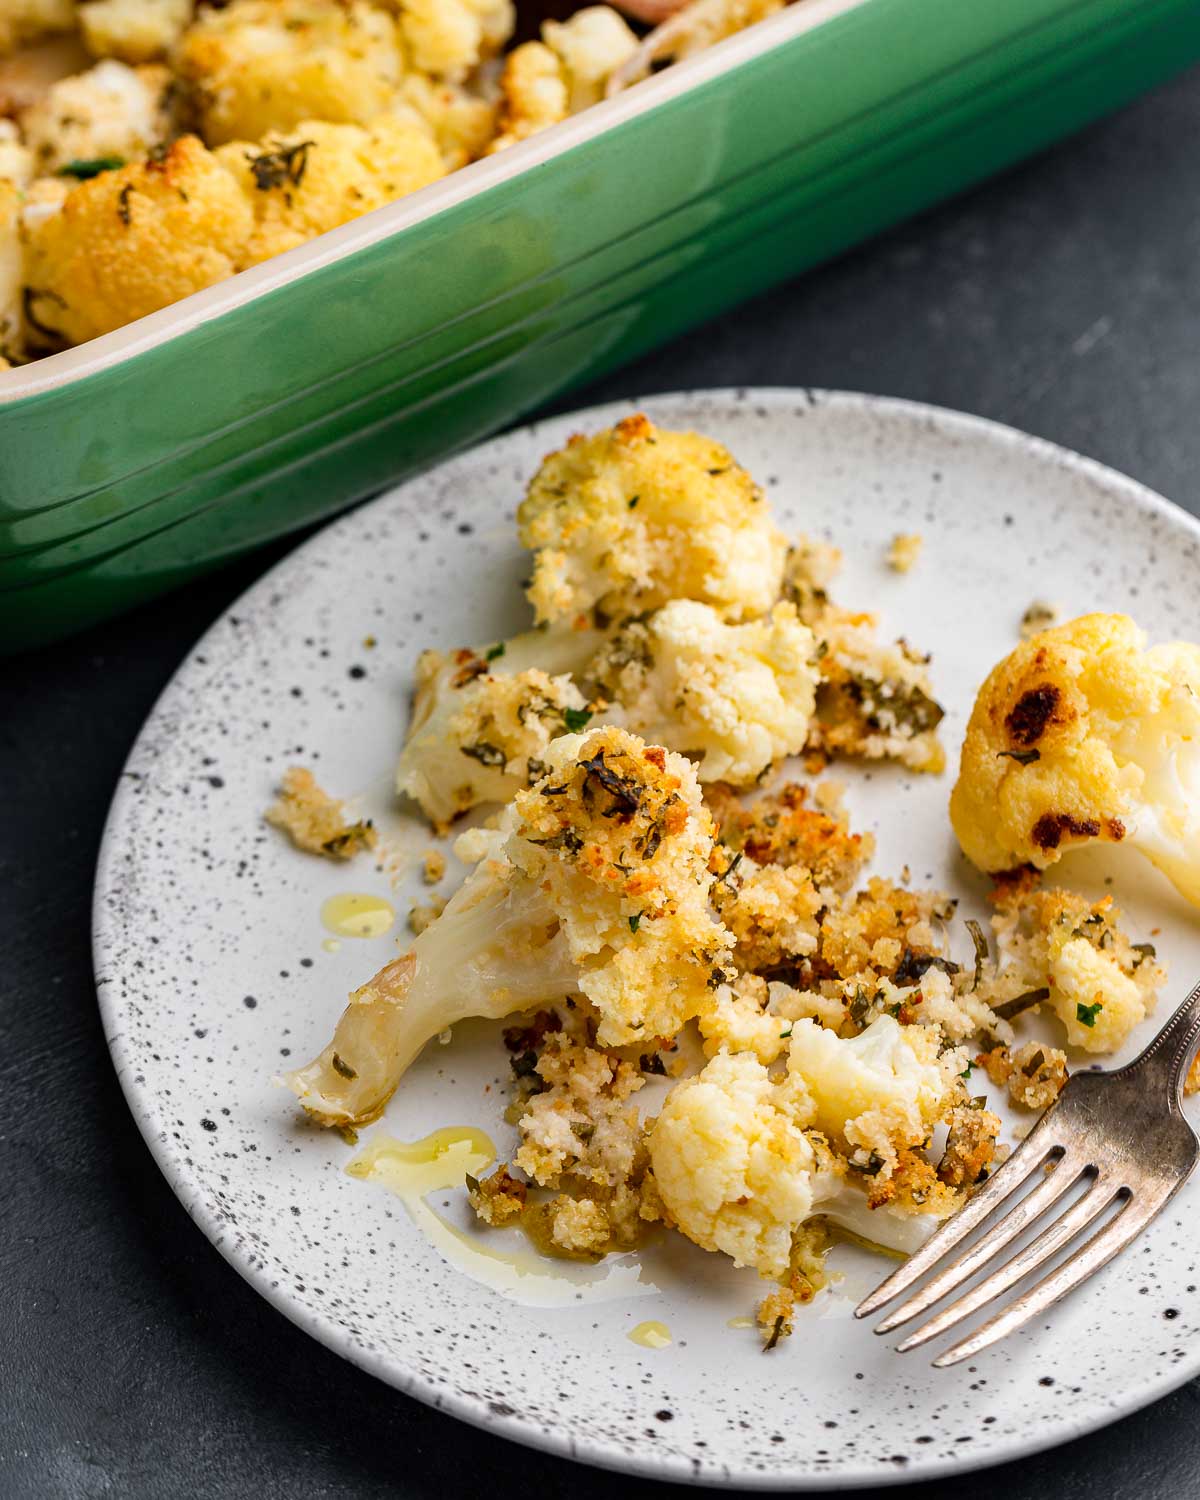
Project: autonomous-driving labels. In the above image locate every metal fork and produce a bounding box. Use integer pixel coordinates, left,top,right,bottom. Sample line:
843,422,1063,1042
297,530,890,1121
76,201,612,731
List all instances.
855,979,1200,1366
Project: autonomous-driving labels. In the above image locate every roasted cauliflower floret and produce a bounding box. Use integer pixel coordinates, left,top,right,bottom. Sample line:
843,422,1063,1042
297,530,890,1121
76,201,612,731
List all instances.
542,5,637,111
586,599,818,785
19,58,175,174
174,0,405,145
785,1014,956,1170
22,133,253,345
0,0,76,57
214,114,443,266
398,73,496,168
517,413,788,627
395,651,588,829
286,727,733,1124
393,0,512,79
951,613,1200,909
78,0,193,61
647,1048,832,1277
487,40,568,152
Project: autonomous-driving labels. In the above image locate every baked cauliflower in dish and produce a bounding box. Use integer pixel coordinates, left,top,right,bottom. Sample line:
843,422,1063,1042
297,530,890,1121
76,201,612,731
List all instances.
586,599,819,785
22,133,253,345
173,0,406,145
287,727,733,1125
517,414,788,627
393,0,513,80
951,613,1200,908
214,114,443,266
77,0,194,63
18,56,174,172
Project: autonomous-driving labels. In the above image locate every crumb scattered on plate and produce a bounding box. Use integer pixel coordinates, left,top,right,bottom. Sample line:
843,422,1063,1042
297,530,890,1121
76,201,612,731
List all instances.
264,766,376,860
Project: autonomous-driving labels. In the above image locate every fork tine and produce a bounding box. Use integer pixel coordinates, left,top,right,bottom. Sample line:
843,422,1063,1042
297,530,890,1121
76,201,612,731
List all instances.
854,1118,1065,1320
931,1189,1157,1367
894,1174,1121,1351
873,1156,1089,1334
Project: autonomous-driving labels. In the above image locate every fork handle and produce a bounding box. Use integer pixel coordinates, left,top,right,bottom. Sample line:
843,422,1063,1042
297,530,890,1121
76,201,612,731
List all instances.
1124,978,1200,1100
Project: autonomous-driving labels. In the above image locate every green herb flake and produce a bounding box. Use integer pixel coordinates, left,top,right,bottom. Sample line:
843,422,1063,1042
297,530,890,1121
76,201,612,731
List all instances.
330,1052,358,1079
997,748,1042,765
628,913,641,933
59,155,125,180
485,643,505,662
464,1171,481,1195
562,707,593,733
627,495,639,509
779,1026,793,1041
959,1062,974,1080
1076,1001,1103,1028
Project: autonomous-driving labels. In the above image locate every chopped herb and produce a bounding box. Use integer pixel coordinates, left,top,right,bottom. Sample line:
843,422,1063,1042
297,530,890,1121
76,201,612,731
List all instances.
485,642,506,662
894,950,960,985
1022,1048,1046,1077
970,1094,989,1110
58,155,125,180
511,1050,540,1080
248,139,314,191
464,1171,481,1195
529,826,584,855
1132,942,1157,966
707,466,730,477
627,495,640,509
330,1053,357,1079
965,918,989,987
1076,1000,1103,1028
959,1062,973,1079
997,748,1042,765
562,707,593,733
763,1314,786,1352
460,741,506,767
848,987,872,1027
21,286,67,344
573,1122,595,1143
628,913,641,933
117,184,133,225
717,851,743,891
639,1053,667,1075
993,986,1050,1021
580,750,642,816
779,1026,793,1041
525,757,548,783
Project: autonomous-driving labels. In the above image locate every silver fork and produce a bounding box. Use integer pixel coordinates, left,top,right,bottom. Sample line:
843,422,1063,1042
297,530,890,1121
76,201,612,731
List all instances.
855,979,1200,1366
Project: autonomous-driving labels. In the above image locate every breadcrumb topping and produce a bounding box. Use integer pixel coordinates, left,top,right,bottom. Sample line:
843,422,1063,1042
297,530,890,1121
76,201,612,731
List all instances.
264,766,376,860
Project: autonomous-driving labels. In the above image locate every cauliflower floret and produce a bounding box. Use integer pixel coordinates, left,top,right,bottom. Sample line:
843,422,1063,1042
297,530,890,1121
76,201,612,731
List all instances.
698,974,794,1066
398,73,496,168
951,614,1200,909
0,180,24,363
79,0,193,61
486,40,568,152
647,1049,829,1276
21,134,253,345
395,651,588,829
0,121,34,186
587,600,818,785
214,115,443,267
785,1014,955,1168
1047,931,1150,1053
517,413,788,626
542,6,637,111
19,59,175,175
0,0,76,57
392,0,512,79
174,0,405,145
286,727,733,1124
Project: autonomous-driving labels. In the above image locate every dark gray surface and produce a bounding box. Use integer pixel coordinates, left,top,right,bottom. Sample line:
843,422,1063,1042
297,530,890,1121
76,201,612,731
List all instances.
3,66,1200,1500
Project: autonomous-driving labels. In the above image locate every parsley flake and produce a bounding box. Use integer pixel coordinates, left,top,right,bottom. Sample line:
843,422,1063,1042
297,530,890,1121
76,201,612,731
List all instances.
562,707,593,733
1076,1000,1103,1028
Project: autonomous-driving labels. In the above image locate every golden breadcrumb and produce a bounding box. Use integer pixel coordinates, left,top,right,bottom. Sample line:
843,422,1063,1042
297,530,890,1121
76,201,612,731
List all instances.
886,532,922,573
264,765,376,860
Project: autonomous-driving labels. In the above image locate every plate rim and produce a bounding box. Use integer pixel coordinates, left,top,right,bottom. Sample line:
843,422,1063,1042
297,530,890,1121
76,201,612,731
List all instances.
93,386,1200,1490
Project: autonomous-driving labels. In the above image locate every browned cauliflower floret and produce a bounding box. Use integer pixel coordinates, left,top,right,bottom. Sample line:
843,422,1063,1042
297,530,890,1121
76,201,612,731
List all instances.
0,0,76,57
78,0,194,62
398,72,496,168
951,613,1200,908
19,58,175,174
392,0,512,79
214,115,443,266
517,413,788,627
487,40,568,152
285,727,733,1125
174,0,405,145
540,5,636,110
22,133,253,345
264,765,376,860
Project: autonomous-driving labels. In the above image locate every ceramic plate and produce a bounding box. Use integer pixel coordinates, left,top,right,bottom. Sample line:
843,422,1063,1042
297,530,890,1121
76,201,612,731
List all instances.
94,389,1200,1488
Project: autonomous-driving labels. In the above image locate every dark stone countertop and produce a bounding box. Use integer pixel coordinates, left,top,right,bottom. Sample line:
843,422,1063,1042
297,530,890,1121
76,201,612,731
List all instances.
4,65,1200,1500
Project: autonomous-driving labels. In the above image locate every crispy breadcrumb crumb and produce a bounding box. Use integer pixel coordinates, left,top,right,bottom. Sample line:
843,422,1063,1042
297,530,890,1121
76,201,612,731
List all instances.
264,766,376,860
887,533,922,573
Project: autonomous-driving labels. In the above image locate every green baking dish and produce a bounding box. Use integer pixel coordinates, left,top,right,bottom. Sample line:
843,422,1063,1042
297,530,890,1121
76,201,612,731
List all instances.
2,0,1199,651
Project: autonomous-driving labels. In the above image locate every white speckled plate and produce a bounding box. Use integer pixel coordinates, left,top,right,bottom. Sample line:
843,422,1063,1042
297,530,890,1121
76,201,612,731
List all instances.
94,390,1200,1489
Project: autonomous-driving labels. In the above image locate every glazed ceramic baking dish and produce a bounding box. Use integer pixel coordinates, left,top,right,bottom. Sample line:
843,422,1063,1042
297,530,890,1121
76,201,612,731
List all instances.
2,0,1198,650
